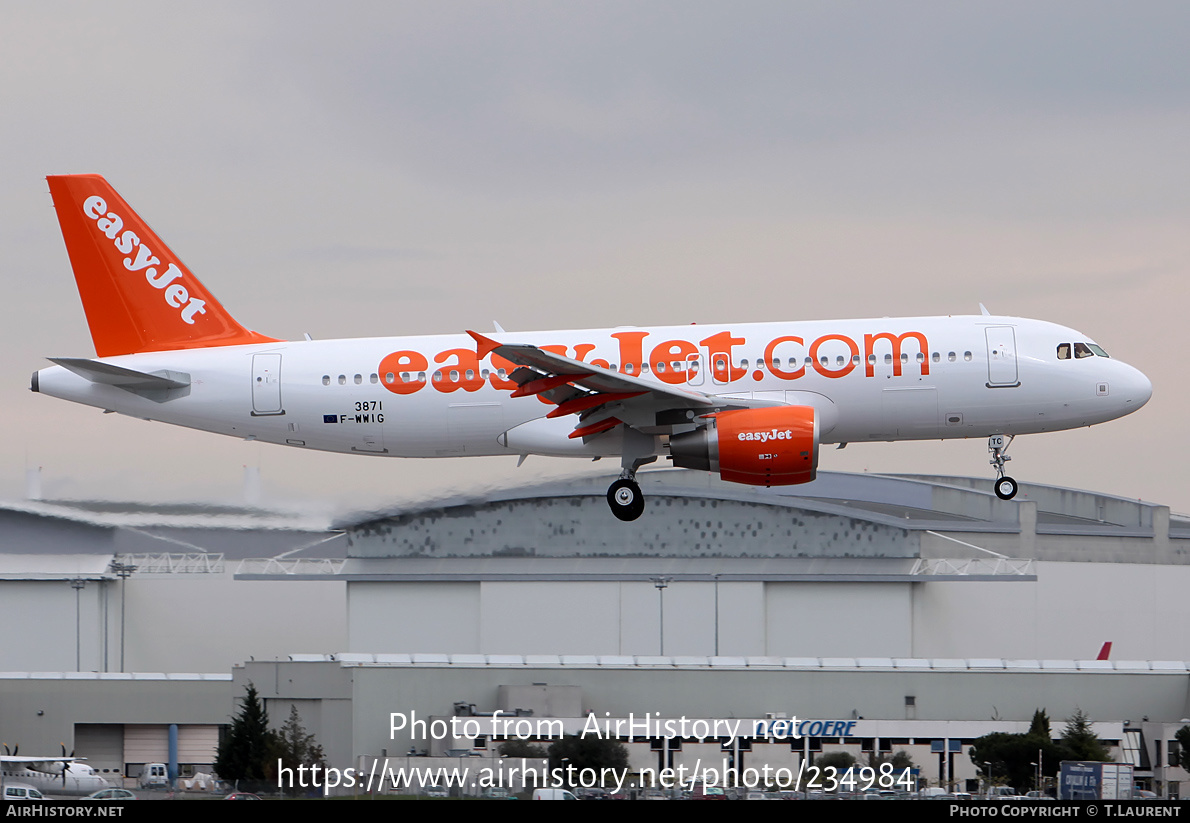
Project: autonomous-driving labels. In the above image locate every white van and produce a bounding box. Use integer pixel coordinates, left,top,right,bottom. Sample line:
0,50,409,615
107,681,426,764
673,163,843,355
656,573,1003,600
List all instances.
3,783,45,800
139,763,168,789
532,788,578,800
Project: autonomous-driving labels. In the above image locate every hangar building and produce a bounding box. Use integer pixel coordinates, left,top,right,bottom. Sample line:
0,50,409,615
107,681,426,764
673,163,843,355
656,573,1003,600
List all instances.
2,470,1189,794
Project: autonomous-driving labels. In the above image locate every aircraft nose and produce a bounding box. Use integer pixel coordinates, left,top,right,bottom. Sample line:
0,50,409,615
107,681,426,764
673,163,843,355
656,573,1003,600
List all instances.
1122,365,1152,411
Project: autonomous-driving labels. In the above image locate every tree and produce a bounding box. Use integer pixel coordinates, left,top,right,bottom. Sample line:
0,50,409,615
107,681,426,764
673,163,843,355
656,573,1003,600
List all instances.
547,735,628,786
499,739,547,759
970,732,1037,791
275,705,325,772
215,683,276,786
1174,726,1190,771
1029,709,1052,739
817,750,857,770
1059,708,1111,762
970,709,1065,792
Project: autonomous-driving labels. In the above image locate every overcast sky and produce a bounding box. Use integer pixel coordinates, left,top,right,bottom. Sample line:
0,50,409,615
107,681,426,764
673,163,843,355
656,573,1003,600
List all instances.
1,2,1186,514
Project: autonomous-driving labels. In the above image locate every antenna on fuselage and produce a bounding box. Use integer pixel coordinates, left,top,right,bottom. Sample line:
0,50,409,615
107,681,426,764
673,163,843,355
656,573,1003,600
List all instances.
979,303,991,316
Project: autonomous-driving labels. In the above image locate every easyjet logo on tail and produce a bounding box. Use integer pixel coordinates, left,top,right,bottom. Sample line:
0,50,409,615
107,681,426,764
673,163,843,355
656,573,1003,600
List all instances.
81,196,207,324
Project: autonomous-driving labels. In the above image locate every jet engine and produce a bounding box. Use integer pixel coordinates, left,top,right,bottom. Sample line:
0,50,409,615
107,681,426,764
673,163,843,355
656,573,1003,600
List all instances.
669,406,819,486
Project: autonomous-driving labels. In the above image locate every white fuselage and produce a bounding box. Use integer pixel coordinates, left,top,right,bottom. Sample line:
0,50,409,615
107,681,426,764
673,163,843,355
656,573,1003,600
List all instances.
1,762,111,797
34,315,1152,462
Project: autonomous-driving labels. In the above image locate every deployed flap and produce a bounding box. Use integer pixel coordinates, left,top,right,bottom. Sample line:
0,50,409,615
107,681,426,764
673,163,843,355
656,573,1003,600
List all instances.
468,331,784,440
468,331,715,409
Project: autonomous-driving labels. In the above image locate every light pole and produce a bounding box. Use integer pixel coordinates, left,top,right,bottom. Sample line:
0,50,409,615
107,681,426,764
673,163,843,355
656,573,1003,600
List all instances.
71,578,85,671
651,577,670,655
712,573,721,656
109,559,137,672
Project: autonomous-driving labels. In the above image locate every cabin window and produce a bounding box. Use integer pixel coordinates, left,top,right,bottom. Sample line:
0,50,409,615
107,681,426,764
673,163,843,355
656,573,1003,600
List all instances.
948,352,956,362
354,374,362,384
386,372,395,384
338,375,346,385
432,371,442,382
417,372,426,383
322,375,330,386
964,351,972,361
932,352,940,363
370,373,378,384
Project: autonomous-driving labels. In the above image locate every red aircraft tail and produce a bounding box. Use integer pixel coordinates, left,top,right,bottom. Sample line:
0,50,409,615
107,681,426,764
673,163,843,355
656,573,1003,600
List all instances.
46,175,278,357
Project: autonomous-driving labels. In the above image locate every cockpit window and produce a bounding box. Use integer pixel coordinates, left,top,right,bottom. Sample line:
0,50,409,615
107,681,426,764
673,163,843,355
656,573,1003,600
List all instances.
1074,342,1094,359
1087,343,1110,358
1057,343,1071,360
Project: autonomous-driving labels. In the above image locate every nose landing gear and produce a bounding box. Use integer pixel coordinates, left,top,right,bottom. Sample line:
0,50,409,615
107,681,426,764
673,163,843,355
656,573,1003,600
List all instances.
989,434,1018,500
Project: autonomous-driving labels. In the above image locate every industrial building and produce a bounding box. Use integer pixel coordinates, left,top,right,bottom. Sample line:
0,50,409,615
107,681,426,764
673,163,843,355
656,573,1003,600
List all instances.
2,470,1189,794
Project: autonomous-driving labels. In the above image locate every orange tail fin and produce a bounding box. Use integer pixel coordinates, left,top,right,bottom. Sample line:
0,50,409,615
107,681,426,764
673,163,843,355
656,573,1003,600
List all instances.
46,175,279,356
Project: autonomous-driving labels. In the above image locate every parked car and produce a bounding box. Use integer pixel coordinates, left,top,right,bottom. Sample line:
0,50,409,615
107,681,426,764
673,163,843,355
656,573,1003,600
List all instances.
3,784,45,801
85,788,137,801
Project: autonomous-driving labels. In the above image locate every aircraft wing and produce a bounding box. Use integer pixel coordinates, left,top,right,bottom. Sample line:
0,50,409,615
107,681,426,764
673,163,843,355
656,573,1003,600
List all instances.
0,755,79,774
468,331,777,439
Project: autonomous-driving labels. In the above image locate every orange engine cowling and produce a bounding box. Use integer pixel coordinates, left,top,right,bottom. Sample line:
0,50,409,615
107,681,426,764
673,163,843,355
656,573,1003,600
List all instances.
669,406,819,486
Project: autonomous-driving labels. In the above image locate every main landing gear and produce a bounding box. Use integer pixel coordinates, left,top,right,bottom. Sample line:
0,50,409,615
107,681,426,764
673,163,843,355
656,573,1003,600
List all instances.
607,430,657,521
989,434,1018,500
607,476,645,522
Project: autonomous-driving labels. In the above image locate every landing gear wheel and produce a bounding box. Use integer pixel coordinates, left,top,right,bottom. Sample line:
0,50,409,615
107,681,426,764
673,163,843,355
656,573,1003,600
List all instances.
995,476,1019,500
607,478,645,522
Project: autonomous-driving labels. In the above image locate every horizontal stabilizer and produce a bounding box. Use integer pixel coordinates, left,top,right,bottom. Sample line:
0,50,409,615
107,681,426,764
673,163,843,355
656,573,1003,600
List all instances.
48,357,190,402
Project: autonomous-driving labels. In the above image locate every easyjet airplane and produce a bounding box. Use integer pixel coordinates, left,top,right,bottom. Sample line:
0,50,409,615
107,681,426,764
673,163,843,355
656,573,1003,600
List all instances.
32,175,1152,521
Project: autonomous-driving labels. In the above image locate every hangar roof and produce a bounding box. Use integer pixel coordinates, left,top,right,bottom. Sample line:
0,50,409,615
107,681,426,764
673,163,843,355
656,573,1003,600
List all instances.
336,469,1184,563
